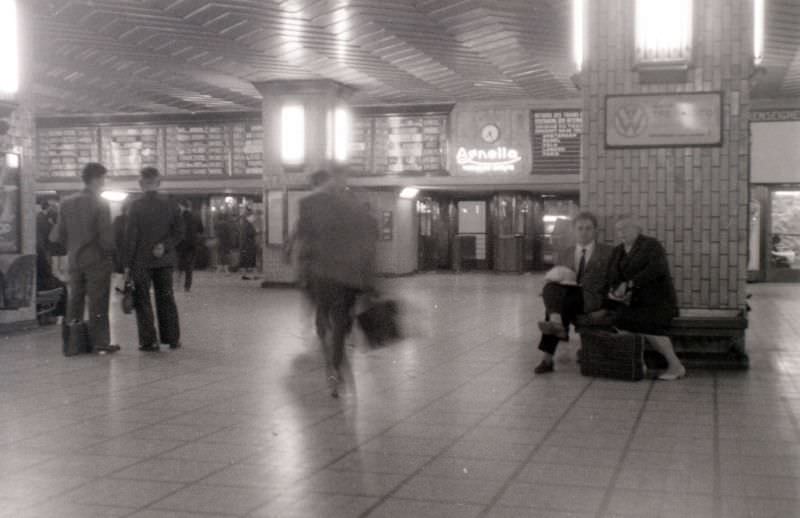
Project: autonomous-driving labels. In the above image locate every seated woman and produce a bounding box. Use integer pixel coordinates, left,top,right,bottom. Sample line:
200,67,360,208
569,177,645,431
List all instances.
606,215,686,381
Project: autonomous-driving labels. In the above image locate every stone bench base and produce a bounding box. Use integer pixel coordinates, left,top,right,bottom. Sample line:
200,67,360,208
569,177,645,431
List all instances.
577,308,749,370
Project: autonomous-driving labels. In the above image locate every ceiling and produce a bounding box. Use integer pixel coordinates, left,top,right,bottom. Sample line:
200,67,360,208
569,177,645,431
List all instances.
22,0,800,115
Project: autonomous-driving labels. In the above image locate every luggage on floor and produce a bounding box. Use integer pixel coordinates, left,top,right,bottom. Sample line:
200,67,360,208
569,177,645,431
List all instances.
62,320,91,356
579,329,645,381
357,298,401,348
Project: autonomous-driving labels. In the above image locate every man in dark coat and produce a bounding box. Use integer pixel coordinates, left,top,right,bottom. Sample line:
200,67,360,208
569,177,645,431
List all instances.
176,200,204,292
51,163,119,353
606,215,685,380
124,167,185,351
535,212,613,374
295,169,377,397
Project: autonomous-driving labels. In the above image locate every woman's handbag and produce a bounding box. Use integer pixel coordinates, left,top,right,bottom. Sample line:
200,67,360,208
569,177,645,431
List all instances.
579,329,645,381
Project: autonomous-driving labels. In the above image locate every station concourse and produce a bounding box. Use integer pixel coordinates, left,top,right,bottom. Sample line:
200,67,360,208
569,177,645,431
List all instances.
0,0,799,517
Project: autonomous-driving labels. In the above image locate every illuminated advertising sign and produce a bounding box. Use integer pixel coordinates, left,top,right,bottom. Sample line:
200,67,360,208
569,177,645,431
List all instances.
456,146,522,173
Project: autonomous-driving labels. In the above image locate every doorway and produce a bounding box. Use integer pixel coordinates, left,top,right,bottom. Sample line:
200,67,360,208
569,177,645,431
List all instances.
767,189,800,282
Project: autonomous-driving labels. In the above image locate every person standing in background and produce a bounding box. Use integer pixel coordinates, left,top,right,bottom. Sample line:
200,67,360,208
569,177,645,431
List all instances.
124,167,184,352
51,163,120,354
239,210,258,280
176,200,204,292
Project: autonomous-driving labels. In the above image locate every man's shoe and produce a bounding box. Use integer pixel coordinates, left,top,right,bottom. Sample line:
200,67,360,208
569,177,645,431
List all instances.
538,321,568,340
138,344,159,352
168,342,182,350
534,360,554,374
96,344,121,354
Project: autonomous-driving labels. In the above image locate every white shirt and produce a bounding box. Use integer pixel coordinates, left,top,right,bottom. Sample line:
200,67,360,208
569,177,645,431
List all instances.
574,241,595,272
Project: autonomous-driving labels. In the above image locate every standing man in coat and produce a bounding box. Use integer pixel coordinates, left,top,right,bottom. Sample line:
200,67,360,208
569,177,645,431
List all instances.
51,162,120,353
534,211,613,374
295,169,377,397
124,167,185,351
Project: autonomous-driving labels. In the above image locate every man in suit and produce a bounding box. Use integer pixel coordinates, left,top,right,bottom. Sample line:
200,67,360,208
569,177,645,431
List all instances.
123,167,185,351
176,200,204,292
51,163,120,353
534,211,613,374
295,169,377,397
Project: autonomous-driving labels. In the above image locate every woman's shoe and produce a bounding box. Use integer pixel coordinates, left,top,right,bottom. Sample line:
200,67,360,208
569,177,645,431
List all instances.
658,365,686,381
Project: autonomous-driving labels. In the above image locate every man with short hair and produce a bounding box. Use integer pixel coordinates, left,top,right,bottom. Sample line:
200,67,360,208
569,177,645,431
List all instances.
51,162,119,353
124,167,184,351
535,211,612,374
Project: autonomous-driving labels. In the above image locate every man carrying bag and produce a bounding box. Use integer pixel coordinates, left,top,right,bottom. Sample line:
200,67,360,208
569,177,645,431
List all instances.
51,163,120,355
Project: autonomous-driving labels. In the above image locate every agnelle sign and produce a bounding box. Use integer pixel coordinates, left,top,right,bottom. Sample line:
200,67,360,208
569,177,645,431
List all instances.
456,146,522,173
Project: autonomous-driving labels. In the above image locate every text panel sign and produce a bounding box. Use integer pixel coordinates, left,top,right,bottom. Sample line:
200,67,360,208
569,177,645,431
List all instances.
531,110,581,174
605,92,722,147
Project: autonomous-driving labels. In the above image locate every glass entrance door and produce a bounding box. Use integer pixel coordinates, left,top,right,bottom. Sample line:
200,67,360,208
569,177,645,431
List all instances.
456,201,488,270
767,189,800,282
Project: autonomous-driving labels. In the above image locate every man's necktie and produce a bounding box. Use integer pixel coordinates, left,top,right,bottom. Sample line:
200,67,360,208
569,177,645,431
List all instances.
576,248,586,285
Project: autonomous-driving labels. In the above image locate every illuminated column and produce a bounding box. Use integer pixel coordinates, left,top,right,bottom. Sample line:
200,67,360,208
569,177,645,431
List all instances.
0,0,40,328
579,0,754,363
252,80,355,284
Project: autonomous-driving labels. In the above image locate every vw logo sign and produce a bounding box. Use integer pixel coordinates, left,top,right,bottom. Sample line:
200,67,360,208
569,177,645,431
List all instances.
614,103,648,138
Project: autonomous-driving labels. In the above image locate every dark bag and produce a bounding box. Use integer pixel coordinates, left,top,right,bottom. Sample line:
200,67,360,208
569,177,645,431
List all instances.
357,298,401,348
121,281,135,315
579,329,645,381
62,321,91,356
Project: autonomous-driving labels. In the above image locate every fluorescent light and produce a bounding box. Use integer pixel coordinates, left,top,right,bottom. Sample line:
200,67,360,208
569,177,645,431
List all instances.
334,107,350,162
281,104,305,165
543,215,570,223
0,0,19,94
572,0,584,71
635,0,692,63
5,152,19,169
399,187,419,199
101,191,128,202
753,0,764,65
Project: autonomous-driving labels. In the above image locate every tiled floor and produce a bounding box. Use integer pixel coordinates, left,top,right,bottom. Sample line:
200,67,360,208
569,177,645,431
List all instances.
0,272,798,517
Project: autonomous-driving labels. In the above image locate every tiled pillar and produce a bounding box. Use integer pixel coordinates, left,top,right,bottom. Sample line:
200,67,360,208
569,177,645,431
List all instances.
252,80,354,284
581,0,752,311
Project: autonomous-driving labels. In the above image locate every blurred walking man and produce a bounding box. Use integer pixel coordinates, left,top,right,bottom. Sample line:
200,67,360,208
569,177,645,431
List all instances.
124,167,184,351
51,162,120,354
295,169,377,397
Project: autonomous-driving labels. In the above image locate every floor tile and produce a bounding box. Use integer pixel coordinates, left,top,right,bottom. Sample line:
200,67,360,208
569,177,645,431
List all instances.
395,475,506,504
497,482,605,513
150,484,277,516
110,458,228,483
365,497,484,518
61,478,184,508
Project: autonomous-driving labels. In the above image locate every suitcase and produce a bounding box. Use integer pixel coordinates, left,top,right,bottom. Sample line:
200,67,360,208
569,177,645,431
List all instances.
579,329,645,381
62,321,91,357
357,299,401,348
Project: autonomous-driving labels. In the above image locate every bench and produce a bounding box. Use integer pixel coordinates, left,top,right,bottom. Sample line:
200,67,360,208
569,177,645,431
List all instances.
576,308,749,370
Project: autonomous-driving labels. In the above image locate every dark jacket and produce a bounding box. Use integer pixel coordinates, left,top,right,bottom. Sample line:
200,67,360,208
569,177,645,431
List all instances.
295,189,377,290
124,192,184,270
608,234,678,313
177,211,204,253
51,189,114,273
555,242,614,313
